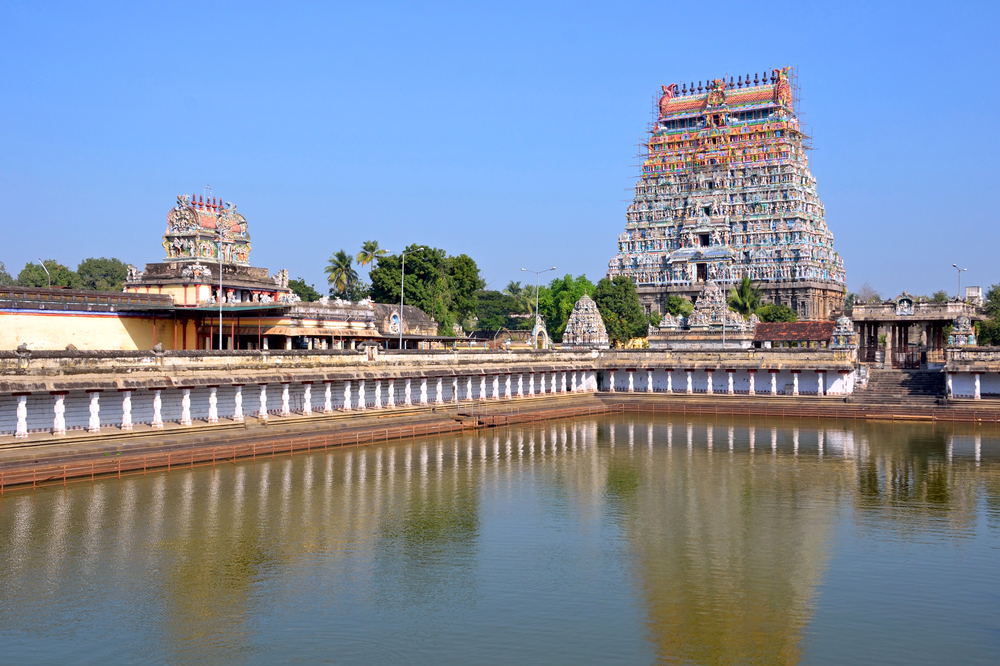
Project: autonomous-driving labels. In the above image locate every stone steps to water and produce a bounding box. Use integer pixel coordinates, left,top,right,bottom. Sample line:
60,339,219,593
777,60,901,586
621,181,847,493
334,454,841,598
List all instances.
850,369,945,406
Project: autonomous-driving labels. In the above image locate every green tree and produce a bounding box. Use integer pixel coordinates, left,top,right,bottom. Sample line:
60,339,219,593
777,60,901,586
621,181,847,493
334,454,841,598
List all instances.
931,290,949,303
593,276,648,346
537,274,596,341
977,284,1000,346
17,260,80,288
665,295,693,317
288,277,322,302
474,290,521,330
756,303,798,322
345,280,371,302
0,261,14,285
648,310,662,327
324,250,358,296
356,240,387,268
727,276,763,316
369,244,485,335
76,257,128,291
502,281,533,314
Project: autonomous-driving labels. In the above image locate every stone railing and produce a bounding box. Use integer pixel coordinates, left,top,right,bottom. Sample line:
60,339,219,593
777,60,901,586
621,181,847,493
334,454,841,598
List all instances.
945,347,1000,372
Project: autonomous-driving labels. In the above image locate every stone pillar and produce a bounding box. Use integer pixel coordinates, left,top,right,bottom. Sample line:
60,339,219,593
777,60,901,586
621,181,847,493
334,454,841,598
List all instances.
628,370,635,392
947,372,954,399
477,375,485,401
816,371,825,397
529,373,535,396
748,370,756,395
505,374,512,399
551,373,557,394
609,370,616,393
517,374,524,398
228,384,244,422
358,380,367,410
539,373,546,395
666,369,673,394
323,382,333,413
152,389,163,428
647,369,654,393
303,383,313,415
343,380,352,412
791,371,800,396
259,384,269,420
208,386,219,423
404,378,412,406
571,371,578,393
387,380,395,408
770,371,778,396
466,376,474,402
420,377,428,405
87,391,101,433
493,375,500,400
705,370,713,395
452,377,459,403
436,377,444,405
281,383,291,416
15,394,28,438
562,371,568,394
727,370,734,395
52,392,67,436
120,390,133,432
974,373,981,400
180,388,192,426
685,370,693,394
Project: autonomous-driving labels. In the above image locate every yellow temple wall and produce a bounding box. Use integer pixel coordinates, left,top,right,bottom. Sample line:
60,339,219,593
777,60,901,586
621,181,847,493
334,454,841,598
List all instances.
0,311,162,351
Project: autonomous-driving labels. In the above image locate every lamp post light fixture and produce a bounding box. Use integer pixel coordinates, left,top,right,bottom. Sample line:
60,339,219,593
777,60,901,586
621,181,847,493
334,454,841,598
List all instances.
37,258,50,288
952,263,968,301
521,266,556,349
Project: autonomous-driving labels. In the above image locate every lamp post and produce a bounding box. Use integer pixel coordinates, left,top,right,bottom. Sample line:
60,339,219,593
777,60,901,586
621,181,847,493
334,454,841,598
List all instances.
521,266,556,349
396,247,426,350
217,217,233,351
37,259,50,288
952,264,967,302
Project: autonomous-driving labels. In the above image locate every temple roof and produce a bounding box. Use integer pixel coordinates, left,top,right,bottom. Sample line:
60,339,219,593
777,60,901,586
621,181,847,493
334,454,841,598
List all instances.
661,84,777,116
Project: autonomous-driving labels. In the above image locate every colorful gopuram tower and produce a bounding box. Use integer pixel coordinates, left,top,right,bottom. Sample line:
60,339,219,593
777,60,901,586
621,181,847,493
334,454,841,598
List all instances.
607,68,846,320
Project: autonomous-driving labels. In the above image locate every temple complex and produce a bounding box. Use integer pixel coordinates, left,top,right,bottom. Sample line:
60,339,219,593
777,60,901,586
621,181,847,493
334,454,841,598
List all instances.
607,68,846,320
561,294,609,349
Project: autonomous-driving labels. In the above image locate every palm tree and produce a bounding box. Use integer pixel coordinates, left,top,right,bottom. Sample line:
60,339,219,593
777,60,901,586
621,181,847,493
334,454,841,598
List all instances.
325,250,358,295
356,240,387,268
728,275,762,316
503,280,533,314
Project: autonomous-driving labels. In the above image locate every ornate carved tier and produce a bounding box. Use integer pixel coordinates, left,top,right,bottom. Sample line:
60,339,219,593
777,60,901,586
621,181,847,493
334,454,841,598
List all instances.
162,194,252,266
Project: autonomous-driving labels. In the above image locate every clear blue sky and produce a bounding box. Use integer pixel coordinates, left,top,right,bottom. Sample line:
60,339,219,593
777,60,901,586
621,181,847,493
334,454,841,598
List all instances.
2,0,998,299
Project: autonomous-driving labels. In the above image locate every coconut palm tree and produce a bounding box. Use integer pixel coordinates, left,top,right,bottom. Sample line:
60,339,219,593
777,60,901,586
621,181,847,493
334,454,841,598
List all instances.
356,240,387,268
728,275,762,316
503,280,533,314
325,250,358,295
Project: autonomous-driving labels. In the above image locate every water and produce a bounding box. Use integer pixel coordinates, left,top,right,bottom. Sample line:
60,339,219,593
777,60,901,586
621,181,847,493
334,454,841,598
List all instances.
1,415,999,665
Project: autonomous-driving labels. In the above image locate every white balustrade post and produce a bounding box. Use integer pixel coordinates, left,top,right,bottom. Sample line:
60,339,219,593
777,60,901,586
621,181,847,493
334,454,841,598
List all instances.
420,378,428,405
727,371,734,395
608,370,616,393
466,376,474,402
280,383,291,416
15,394,28,438
233,385,244,422
452,377,459,403
770,372,778,396
946,373,953,399
550,373,557,394
571,371,578,393
152,389,163,428
323,382,332,413
180,388,192,426
259,384,269,420
53,392,67,436
628,371,635,393
792,372,799,396
529,373,535,396
666,370,673,394
975,373,981,400
505,374,512,399
303,383,313,414
816,371,824,397
685,370,693,394
344,380,352,411
436,377,444,405
748,371,756,396
647,370,653,393
374,380,382,409
87,391,101,433
405,378,412,406
208,386,219,423
493,375,500,400
479,375,487,401
705,371,713,395
387,379,396,408
358,380,367,410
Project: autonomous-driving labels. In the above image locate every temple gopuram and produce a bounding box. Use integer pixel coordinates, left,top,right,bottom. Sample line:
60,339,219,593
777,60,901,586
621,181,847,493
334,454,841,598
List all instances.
607,68,846,320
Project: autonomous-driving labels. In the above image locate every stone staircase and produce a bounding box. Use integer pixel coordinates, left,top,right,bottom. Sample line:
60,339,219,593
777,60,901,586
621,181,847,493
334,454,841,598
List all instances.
848,369,945,407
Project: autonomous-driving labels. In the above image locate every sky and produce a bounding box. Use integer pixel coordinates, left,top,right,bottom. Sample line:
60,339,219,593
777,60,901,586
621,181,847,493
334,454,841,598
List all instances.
1,0,998,299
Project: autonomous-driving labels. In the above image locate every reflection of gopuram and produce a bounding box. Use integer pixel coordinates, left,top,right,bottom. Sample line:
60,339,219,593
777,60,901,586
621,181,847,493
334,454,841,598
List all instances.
607,69,846,320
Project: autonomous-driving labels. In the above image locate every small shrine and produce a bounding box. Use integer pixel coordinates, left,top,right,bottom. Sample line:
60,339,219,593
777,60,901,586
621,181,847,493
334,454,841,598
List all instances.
649,281,756,349
562,294,609,349
125,193,295,306
949,315,977,346
830,315,858,349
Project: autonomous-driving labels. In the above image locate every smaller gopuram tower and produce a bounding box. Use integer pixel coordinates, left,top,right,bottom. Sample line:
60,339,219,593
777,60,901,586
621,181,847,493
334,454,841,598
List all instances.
125,194,293,306
607,68,846,320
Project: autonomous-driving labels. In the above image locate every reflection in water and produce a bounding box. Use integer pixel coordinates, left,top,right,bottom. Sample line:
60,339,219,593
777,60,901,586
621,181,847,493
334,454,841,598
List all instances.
0,416,998,664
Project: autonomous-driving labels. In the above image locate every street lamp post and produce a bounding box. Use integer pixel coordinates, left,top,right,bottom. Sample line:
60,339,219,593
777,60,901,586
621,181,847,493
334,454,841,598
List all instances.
37,259,50,288
952,264,968,302
396,247,427,350
521,266,556,349
217,221,233,351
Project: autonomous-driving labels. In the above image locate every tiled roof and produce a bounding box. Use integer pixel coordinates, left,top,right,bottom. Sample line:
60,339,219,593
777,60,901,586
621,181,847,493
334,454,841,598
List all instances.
754,321,835,342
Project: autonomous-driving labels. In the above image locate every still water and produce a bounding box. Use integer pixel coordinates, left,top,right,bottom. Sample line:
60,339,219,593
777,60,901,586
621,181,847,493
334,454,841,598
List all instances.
1,415,999,665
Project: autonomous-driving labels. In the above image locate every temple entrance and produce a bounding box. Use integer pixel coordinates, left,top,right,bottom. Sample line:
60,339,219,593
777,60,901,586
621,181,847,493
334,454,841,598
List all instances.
696,264,707,282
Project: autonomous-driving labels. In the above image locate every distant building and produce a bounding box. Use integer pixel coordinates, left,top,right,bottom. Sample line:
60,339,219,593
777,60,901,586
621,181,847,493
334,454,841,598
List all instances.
607,69,846,320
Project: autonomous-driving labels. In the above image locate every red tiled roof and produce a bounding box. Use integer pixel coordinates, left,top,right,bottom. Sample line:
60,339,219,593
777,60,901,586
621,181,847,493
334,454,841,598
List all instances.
754,321,835,342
